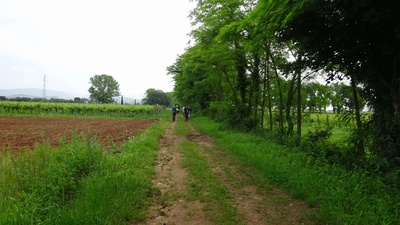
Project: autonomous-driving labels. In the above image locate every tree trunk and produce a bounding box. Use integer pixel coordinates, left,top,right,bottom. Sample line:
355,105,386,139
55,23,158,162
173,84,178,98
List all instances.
351,75,362,129
267,75,273,131
392,88,400,128
253,55,261,128
269,54,284,130
391,58,400,128
265,45,273,131
297,66,302,145
261,68,267,128
350,74,364,153
285,75,296,136
221,69,238,104
235,43,247,108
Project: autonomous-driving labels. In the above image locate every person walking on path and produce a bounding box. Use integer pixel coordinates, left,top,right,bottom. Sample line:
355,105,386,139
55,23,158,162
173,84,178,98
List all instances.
172,105,177,121
184,105,191,122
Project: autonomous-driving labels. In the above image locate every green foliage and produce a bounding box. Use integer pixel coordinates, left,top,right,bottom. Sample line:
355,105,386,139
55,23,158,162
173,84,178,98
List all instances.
0,137,101,223
0,96,87,103
178,140,240,224
170,0,400,178
0,115,168,224
167,44,219,112
300,128,350,167
142,88,170,106
208,101,233,120
370,121,400,177
191,116,400,224
171,0,265,129
88,74,121,104
272,0,400,169
0,101,161,117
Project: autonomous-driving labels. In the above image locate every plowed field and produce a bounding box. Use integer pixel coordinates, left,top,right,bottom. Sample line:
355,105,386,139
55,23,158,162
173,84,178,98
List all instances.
0,116,157,153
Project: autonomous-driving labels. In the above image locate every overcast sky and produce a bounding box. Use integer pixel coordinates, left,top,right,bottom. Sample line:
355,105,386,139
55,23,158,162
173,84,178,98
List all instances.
0,0,194,99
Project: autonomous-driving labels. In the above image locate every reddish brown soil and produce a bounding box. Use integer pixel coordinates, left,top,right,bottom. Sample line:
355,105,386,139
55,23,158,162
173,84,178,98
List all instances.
0,116,158,153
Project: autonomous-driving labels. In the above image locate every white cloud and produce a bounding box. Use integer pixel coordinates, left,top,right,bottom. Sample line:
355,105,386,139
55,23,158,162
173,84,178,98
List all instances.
0,0,194,98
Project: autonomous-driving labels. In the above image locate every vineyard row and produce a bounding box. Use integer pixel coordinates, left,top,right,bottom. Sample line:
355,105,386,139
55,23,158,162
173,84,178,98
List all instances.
0,102,163,116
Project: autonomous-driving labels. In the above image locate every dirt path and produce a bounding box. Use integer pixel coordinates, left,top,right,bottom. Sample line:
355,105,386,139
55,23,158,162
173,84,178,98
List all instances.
143,120,312,225
144,119,208,225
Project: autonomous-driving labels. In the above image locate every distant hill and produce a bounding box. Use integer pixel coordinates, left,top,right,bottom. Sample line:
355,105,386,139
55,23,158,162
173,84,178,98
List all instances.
0,88,75,100
0,88,143,103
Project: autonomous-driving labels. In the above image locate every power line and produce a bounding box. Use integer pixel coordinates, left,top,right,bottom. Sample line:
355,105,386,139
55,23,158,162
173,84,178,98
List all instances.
42,75,47,100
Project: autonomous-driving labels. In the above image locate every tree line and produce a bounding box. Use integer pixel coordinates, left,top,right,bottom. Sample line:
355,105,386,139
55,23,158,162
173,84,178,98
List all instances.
168,0,400,177
0,96,88,103
0,74,170,106
88,74,171,106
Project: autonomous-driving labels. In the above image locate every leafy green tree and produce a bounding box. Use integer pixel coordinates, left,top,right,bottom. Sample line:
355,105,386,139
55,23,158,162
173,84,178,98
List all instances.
142,89,170,106
88,74,120,104
168,0,400,173
187,0,256,128
73,97,85,103
255,0,400,170
329,82,365,114
166,92,175,107
168,42,231,116
316,84,333,112
303,82,332,113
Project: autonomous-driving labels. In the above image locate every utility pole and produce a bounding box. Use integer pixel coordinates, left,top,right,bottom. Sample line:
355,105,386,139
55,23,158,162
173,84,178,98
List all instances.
42,75,47,100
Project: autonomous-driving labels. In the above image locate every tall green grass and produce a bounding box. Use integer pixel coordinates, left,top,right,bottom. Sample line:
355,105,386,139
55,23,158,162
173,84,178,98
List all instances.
301,112,354,142
179,140,241,224
173,118,241,224
191,116,400,225
0,116,168,224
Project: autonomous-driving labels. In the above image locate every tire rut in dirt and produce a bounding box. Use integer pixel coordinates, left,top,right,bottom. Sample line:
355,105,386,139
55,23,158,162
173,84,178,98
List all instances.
187,124,313,225
143,122,207,225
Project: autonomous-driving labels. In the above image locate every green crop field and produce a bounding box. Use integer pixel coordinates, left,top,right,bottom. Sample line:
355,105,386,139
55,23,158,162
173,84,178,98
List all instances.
263,110,371,142
0,101,163,117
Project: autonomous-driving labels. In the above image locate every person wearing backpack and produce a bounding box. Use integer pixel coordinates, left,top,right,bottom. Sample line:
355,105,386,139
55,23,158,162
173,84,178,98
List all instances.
184,105,191,122
172,105,177,121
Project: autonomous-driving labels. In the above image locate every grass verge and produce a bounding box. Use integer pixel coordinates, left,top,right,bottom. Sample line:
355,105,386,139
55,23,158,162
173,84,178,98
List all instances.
190,116,400,225
0,113,169,224
174,118,242,224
